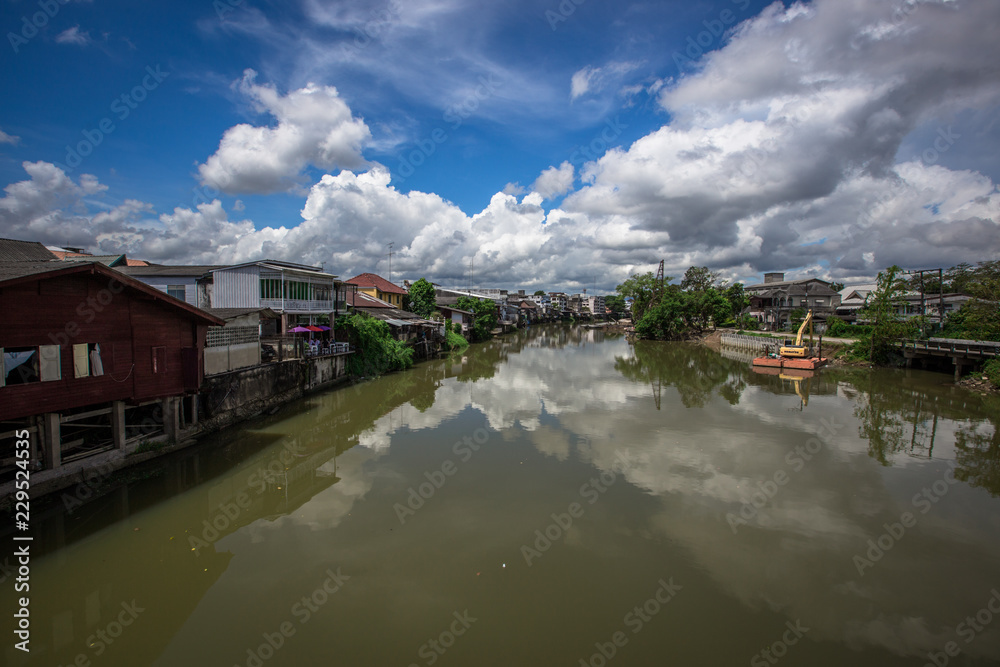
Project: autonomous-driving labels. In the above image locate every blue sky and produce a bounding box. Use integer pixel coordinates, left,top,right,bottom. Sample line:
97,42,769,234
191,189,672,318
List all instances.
1,0,999,292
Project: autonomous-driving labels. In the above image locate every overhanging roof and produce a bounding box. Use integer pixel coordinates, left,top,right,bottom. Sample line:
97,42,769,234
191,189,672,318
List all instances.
0,260,224,326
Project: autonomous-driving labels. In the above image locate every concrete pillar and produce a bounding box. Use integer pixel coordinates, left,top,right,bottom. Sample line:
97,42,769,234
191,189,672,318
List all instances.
42,412,61,470
111,400,126,450
189,395,199,426
163,396,181,441
953,358,964,381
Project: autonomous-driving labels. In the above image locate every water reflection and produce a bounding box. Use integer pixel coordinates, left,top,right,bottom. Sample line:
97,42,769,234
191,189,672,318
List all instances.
834,368,1000,496
6,325,1000,666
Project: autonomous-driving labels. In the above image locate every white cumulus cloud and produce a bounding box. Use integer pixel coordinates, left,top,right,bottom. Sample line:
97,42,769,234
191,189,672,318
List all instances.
197,70,372,195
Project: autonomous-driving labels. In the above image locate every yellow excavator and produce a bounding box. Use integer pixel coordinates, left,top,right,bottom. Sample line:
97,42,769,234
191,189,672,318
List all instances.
779,310,815,358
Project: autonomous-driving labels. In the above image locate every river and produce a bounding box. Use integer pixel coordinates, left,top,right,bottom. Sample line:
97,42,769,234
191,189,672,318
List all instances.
6,324,1000,666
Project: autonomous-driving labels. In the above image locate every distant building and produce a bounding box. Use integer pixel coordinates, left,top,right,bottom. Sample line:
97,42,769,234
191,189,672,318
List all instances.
116,265,222,307
837,284,974,325
745,272,841,329
437,305,475,335
348,272,408,309
474,288,509,304
548,292,568,311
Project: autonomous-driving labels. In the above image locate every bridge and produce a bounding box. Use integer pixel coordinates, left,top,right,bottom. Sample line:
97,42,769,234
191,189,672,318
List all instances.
899,338,1000,379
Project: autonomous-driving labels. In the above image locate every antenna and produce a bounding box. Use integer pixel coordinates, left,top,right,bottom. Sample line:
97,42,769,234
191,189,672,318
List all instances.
387,242,394,283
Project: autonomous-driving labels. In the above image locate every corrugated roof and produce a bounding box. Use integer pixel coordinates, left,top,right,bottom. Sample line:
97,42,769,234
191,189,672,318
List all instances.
116,264,223,277
61,254,127,266
0,238,58,262
348,272,408,295
347,290,393,308
0,260,90,281
0,261,224,325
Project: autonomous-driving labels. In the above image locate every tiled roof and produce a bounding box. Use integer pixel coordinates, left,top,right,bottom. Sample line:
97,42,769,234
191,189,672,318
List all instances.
348,272,408,295
0,238,57,262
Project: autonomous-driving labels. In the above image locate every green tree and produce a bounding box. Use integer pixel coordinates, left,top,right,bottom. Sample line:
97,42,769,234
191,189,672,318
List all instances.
533,290,546,296
633,289,727,339
829,281,845,293
604,295,626,318
617,272,670,323
860,265,915,363
457,296,498,342
724,283,749,322
681,266,718,292
408,278,437,318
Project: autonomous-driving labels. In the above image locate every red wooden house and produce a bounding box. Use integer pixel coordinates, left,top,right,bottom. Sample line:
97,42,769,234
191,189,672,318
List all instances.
0,260,224,471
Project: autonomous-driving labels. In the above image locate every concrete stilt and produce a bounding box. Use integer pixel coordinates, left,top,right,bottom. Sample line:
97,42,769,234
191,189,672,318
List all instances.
162,396,181,441
42,412,61,470
111,400,126,450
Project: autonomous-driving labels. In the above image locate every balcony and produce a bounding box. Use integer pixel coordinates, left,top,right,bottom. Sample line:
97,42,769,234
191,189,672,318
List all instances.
261,299,340,313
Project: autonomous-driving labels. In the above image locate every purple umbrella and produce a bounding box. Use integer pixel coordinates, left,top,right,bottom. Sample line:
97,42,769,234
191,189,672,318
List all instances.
288,326,311,333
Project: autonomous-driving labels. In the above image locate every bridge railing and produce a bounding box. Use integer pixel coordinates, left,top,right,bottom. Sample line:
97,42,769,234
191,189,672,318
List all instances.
900,338,1000,358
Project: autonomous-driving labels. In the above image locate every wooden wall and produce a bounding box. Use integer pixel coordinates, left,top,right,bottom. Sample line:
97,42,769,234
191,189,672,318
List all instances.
0,271,208,421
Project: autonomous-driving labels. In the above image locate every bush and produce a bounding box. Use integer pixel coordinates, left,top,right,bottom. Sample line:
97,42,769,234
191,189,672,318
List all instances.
443,330,469,352
336,314,414,377
826,317,873,339
983,359,1000,387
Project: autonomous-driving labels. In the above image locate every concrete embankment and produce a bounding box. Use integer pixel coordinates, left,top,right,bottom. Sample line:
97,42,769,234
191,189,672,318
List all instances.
1,354,352,508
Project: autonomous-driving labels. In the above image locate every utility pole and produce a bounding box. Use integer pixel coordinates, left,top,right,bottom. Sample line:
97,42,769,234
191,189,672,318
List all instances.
904,268,945,335
387,242,394,283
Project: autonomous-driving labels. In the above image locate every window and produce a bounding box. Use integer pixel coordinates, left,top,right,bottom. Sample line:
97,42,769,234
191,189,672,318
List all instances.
2,347,40,386
314,285,332,301
2,345,63,386
38,345,60,381
73,343,89,377
73,343,105,378
152,346,166,374
167,285,186,300
260,278,282,299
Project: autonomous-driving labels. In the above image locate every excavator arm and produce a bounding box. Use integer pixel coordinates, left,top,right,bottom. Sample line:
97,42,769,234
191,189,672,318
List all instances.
794,310,814,347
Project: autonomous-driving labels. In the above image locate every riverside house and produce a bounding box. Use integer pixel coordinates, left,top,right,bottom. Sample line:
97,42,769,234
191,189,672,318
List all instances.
0,260,223,474
211,260,347,333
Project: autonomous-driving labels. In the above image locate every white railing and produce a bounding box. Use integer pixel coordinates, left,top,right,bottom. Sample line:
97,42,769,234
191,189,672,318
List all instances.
261,299,337,312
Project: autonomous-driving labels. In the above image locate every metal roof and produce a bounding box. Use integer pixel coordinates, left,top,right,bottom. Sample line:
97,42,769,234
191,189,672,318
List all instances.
0,260,89,281
116,264,223,277
0,260,224,325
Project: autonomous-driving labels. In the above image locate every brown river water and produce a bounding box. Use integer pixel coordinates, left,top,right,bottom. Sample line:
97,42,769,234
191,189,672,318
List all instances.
5,324,1000,666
